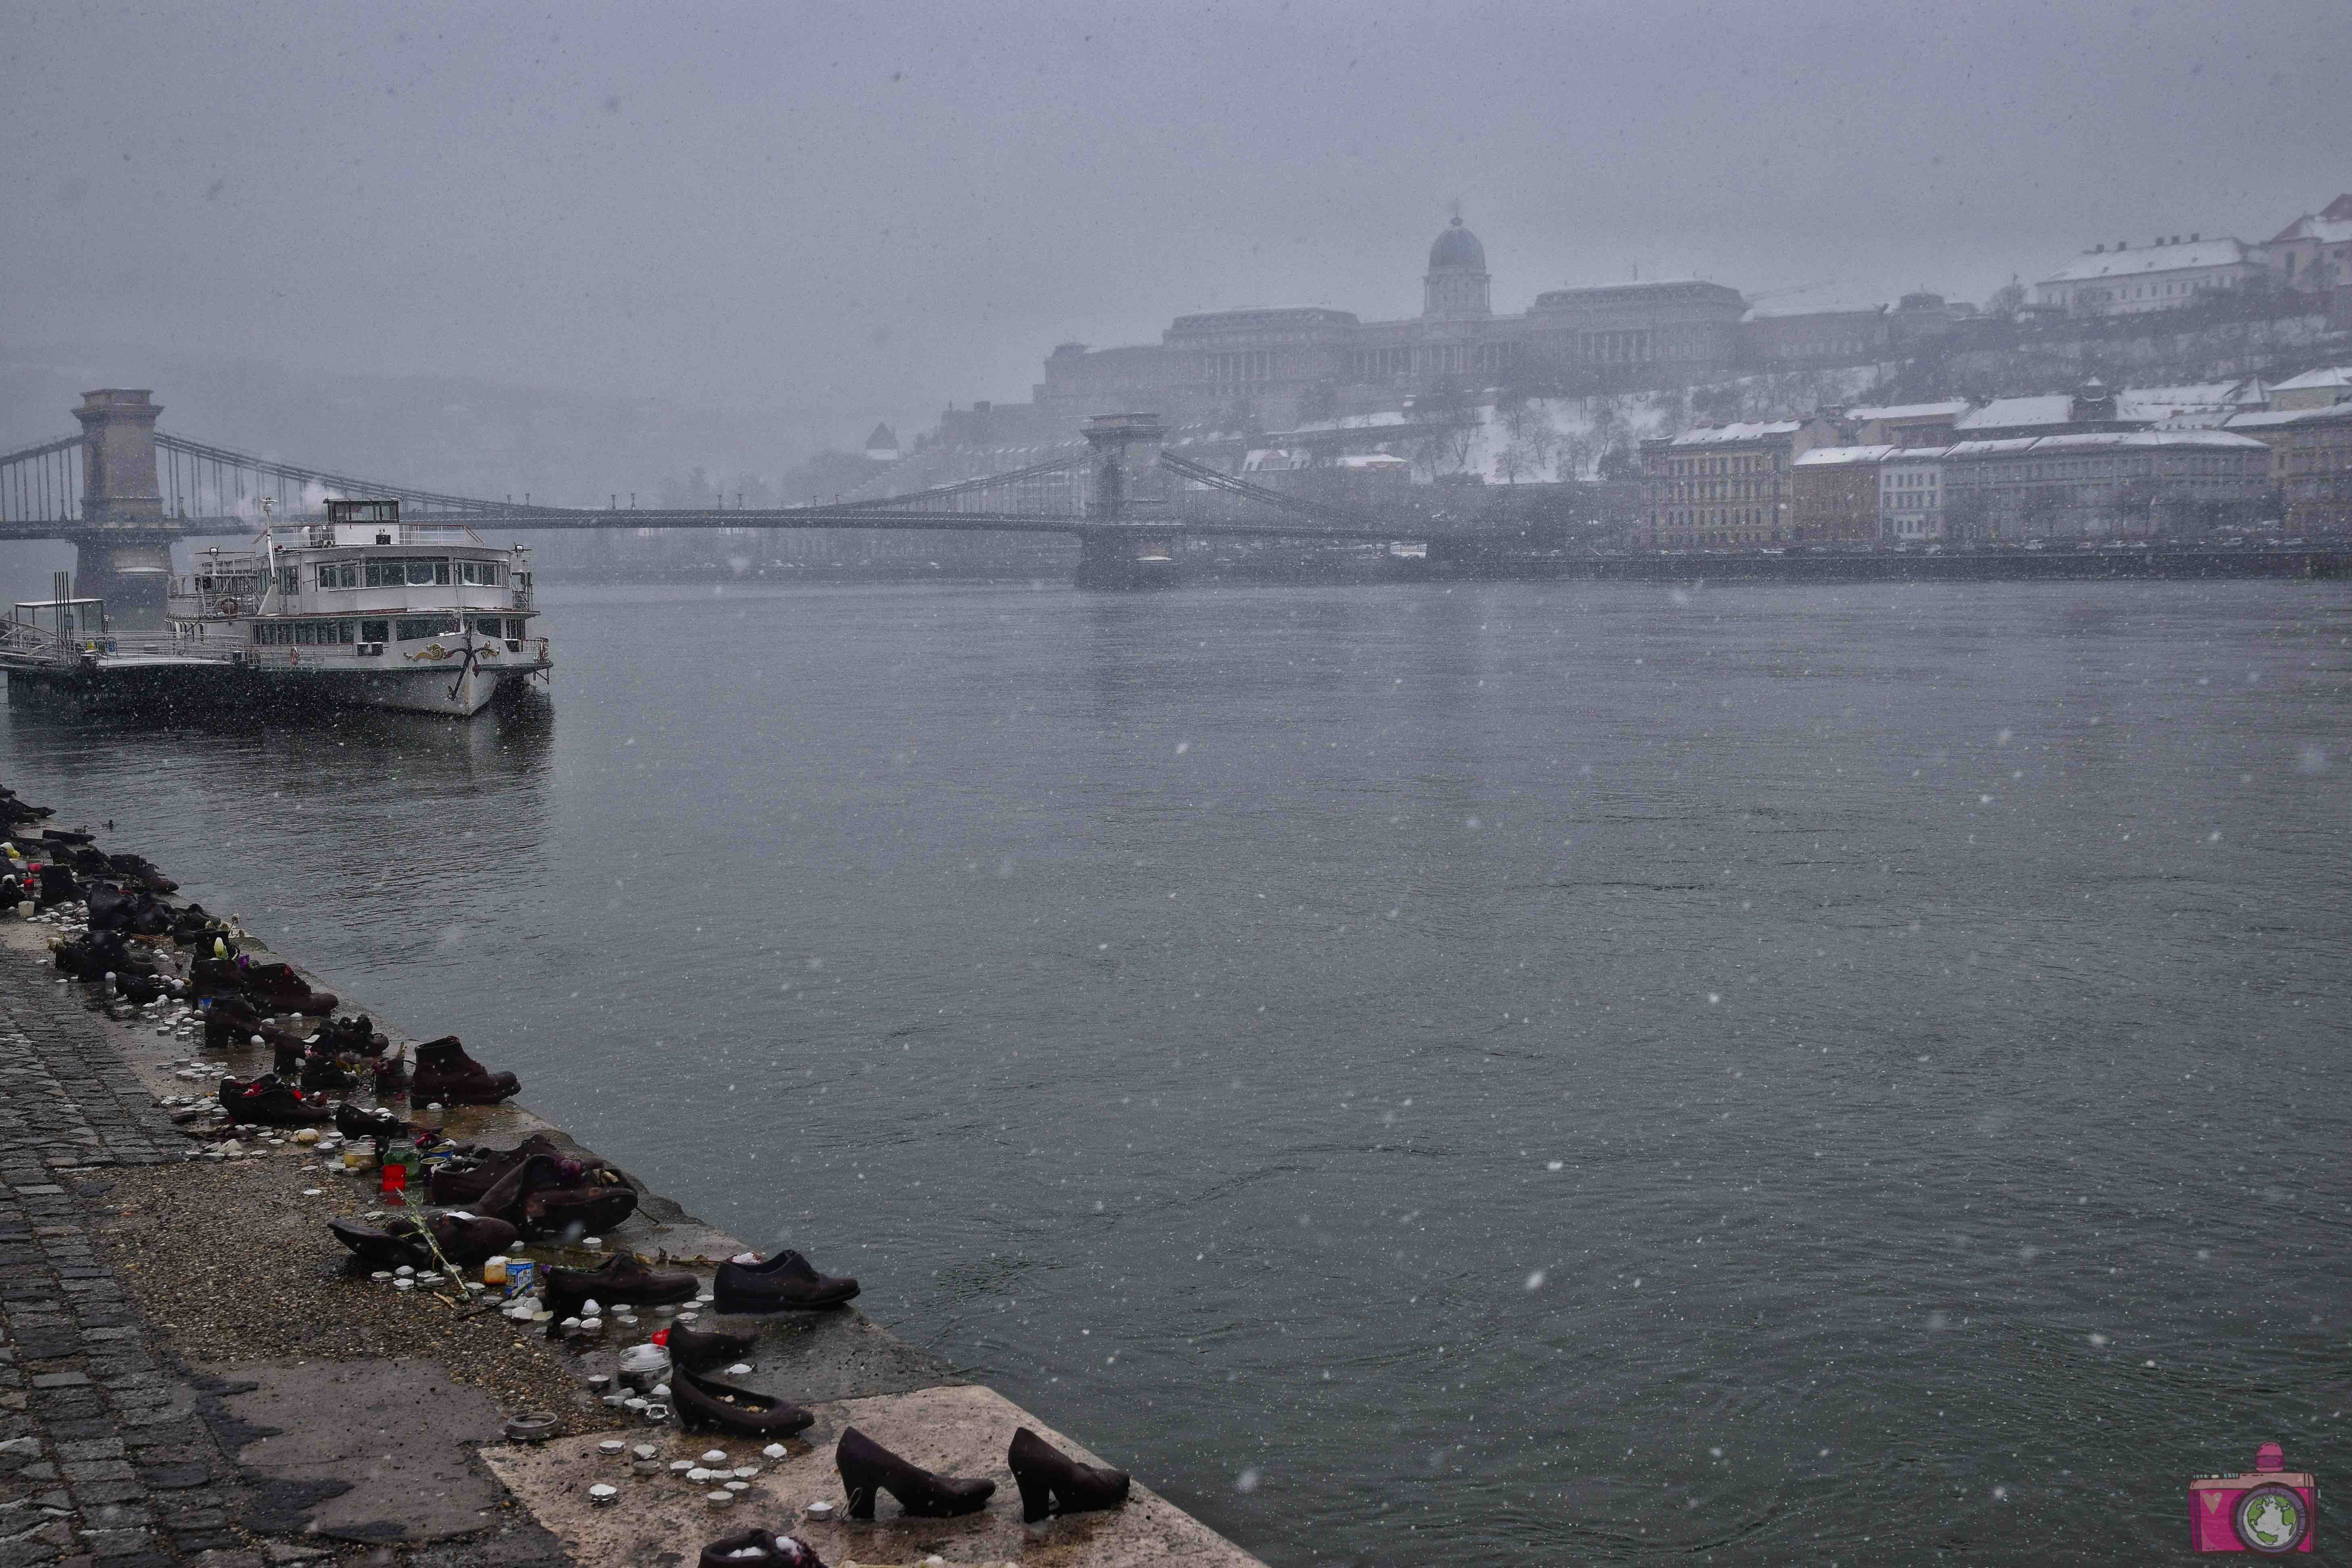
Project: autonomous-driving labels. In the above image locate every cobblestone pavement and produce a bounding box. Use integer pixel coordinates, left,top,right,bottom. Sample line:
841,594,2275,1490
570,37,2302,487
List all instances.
0,946,569,1568
0,947,242,1568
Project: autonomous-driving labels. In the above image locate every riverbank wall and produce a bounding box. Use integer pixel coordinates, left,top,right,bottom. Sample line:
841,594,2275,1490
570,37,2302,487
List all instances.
0,807,1263,1567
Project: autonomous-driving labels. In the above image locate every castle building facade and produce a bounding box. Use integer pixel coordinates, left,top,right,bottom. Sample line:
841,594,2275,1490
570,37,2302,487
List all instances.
1033,217,1965,430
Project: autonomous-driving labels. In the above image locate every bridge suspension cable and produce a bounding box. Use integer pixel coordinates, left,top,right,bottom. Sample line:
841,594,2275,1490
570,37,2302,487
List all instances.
0,435,87,528
1157,452,1367,530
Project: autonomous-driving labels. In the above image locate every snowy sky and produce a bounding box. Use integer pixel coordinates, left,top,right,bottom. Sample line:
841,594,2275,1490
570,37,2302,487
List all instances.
4,0,2348,424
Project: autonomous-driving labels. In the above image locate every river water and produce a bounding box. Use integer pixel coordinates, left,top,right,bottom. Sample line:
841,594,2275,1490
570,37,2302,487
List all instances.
5,579,2348,1564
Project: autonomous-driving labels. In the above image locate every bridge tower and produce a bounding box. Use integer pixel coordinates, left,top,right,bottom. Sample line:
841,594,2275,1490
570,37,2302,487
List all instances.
1076,412,1176,588
72,390,175,629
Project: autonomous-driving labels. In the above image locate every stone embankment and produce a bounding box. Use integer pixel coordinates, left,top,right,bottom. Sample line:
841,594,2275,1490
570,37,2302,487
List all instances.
0,806,1260,1568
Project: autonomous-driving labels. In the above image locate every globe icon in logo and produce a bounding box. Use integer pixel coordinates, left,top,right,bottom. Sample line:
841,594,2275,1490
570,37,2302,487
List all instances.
2235,1485,2308,1553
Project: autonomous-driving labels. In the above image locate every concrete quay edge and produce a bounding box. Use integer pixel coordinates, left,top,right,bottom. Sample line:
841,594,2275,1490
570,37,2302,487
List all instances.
0,864,1266,1568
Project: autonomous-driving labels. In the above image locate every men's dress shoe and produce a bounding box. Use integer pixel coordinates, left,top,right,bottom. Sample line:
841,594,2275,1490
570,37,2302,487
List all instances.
671,1364,815,1438
335,1103,412,1143
1007,1426,1132,1522
541,1251,697,1331
834,1427,993,1520
713,1250,859,1314
329,1212,517,1271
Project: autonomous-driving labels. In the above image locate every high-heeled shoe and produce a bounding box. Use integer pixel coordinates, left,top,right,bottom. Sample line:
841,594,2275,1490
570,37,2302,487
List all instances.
834,1427,994,1520
664,1317,760,1372
696,1529,824,1568
671,1364,815,1438
1006,1426,1131,1522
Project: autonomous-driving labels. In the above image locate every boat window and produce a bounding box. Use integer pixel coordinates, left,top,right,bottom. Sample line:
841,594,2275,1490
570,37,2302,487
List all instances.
317,563,358,590
394,615,460,641
364,561,403,587
359,619,388,643
458,561,506,586
471,616,503,636
404,560,438,586
277,568,300,596
506,617,528,639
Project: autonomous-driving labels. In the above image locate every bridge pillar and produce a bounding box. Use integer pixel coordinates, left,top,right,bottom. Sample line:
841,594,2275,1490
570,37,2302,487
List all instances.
71,389,172,629
1078,413,1178,588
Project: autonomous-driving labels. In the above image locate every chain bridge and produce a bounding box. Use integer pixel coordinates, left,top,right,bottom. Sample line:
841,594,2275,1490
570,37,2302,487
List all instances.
0,390,1413,623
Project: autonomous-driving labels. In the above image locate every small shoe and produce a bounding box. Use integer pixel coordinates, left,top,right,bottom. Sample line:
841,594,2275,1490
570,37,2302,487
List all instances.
298,1053,355,1093
835,1426,993,1519
219,1074,332,1127
665,1317,760,1372
671,1364,815,1439
712,1250,859,1314
697,1529,825,1568
335,1102,412,1143
1007,1426,1131,1522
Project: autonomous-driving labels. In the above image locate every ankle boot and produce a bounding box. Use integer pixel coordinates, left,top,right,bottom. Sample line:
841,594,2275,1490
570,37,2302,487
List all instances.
697,1530,824,1568
834,1427,993,1520
409,1035,520,1106
671,1364,815,1439
1007,1426,1131,1522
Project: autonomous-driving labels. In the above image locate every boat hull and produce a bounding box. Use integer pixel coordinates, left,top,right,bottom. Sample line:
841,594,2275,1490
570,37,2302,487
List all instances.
4,660,546,718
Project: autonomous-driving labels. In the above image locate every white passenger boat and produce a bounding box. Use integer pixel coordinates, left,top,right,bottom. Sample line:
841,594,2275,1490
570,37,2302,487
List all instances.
152,498,551,716
0,498,548,717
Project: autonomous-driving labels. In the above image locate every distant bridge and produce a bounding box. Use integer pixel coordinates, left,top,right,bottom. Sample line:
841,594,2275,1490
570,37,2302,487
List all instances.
0,391,1411,621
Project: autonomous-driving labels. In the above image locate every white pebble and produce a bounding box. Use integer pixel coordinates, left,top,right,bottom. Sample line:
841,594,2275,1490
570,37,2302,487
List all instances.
587,1484,618,1506
598,1440,625,1455
761,1444,787,1460
700,1449,728,1465
704,1491,733,1508
723,1363,752,1376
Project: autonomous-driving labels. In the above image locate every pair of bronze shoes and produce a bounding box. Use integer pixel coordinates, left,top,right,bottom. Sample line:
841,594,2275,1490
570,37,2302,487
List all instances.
833,1425,1130,1523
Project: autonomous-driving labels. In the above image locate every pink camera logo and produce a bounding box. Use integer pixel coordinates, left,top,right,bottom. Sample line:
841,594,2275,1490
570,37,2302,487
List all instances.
2190,1442,2315,1554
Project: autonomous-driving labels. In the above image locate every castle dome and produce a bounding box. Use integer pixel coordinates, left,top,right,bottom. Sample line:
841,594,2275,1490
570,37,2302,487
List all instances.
1428,216,1487,273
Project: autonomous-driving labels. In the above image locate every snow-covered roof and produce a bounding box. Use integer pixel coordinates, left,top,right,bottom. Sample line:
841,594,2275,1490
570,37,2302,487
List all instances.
2040,238,2249,284
2225,403,2352,431
1849,400,1972,421
2271,365,2352,392
2272,216,2352,246
1669,420,1802,447
1954,395,2075,430
1945,430,2268,458
1881,446,1953,463
2118,380,2266,414
1336,453,1409,469
1793,444,1898,467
